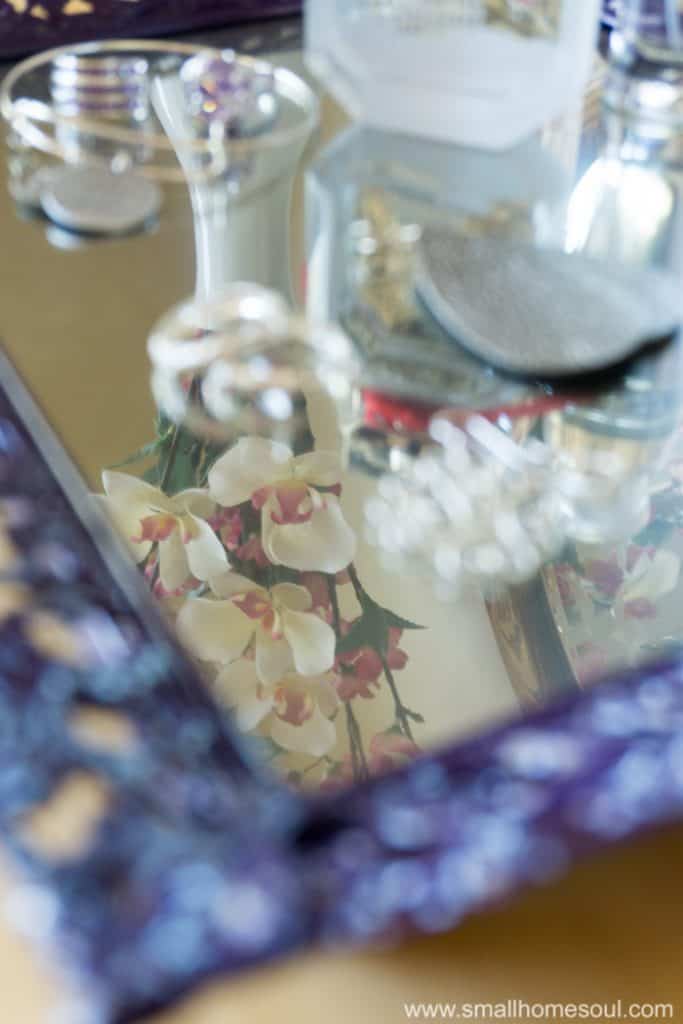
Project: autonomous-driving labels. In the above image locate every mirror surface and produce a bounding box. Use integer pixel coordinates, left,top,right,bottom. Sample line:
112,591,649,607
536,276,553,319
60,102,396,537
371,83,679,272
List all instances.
2,19,683,794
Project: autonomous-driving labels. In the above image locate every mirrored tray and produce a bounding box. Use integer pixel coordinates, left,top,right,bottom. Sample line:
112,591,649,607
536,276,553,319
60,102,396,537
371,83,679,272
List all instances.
3,18,683,1023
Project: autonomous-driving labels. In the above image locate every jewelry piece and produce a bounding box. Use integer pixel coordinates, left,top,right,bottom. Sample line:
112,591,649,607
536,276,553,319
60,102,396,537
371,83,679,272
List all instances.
148,284,359,446
10,51,153,219
181,49,278,137
365,411,645,597
50,52,150,121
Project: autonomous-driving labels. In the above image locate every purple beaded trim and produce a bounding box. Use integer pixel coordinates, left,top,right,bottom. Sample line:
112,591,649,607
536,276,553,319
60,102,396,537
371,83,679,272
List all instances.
0,1,301,59
2,345,683,1022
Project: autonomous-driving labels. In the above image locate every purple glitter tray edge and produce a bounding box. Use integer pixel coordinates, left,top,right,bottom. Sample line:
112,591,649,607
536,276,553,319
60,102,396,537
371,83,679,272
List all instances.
0,1,658,62
0,2,301,59
2,342,683,1022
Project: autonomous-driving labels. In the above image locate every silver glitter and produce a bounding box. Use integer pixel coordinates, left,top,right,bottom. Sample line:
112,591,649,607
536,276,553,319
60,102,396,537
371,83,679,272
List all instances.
417,227,682,377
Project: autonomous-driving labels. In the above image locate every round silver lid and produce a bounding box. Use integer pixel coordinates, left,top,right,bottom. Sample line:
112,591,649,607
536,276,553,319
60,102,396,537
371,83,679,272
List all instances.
40,165,162,236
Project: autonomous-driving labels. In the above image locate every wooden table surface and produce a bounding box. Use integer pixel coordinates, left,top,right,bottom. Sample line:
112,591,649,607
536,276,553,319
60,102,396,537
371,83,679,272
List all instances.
2,821,682,1023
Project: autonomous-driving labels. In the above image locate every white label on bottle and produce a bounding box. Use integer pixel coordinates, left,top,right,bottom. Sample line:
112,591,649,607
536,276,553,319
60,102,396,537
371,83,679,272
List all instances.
354,0,561,38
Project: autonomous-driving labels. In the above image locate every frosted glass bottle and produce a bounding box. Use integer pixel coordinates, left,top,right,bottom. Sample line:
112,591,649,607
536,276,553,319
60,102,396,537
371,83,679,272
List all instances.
306,0,601,149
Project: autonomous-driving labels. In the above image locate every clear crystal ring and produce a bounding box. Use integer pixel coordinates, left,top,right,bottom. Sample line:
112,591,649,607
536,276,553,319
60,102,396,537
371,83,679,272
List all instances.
148,284,360,445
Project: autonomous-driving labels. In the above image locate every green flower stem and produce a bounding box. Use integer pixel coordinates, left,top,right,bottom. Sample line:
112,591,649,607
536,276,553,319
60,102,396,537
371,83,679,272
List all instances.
159,378,207,495
345,701,360,779
345,700,369,781
380,653,414,742
327,573,342,632
140,545,156,571
327,573,369,782
159,425,181,493
347,563,419,741
347,562,365,607
194,442,211,486
140,544,159,589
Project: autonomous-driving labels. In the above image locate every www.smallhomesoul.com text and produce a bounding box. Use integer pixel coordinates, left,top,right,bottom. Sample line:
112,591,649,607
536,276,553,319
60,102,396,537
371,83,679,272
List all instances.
403,1001,674,1021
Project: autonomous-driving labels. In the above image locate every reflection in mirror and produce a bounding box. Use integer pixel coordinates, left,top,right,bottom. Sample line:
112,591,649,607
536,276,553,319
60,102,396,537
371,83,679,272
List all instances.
1,41,317,298
4,35,683,799
97,271,683,794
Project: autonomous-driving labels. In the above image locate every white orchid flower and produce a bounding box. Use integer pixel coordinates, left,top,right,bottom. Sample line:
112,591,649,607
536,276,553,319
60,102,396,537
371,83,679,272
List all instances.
213,658,340,758
176,573,336,686
98,471,229,592
207,438,356,574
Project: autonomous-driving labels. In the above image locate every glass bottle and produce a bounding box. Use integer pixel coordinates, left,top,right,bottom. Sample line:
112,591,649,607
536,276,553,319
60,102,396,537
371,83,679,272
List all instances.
306,0,601,149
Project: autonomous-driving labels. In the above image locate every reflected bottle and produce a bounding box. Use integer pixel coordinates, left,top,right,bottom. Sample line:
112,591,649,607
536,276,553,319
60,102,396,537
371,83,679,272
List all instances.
305,105,590,484
555,18,683,542
568,23,683,272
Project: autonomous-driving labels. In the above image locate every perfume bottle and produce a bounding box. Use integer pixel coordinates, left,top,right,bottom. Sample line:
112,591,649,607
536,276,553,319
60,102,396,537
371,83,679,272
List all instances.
305,116,582,425
568,9,683,276
304,22,683,567
306,0,601,149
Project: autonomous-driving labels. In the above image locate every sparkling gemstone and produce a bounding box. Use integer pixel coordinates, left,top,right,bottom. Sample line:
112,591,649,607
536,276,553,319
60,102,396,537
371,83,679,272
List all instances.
182,51,275,131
